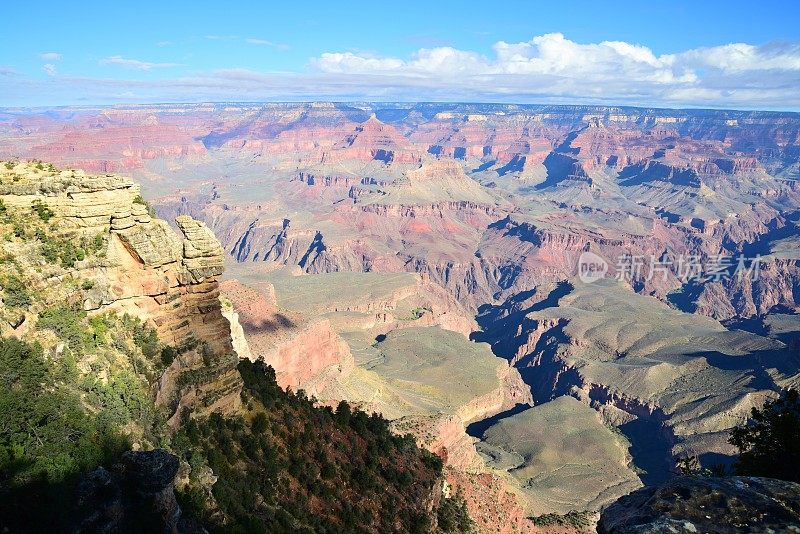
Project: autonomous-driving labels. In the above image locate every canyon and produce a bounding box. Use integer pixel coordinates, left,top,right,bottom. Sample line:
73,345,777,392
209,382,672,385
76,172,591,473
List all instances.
0,161,465,533
2,101,799,531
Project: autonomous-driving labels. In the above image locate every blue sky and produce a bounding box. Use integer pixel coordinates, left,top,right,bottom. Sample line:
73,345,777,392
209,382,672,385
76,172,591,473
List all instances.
1,0,799,109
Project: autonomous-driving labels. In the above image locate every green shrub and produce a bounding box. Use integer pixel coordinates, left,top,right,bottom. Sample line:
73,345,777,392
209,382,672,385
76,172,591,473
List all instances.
89,315,111,345
58,243,83,268
175,486,209,523
133,195,156,217
12,222,26,239
133,324,160,360
528,510,591,528
251,412,268,434
729,389,800,482
31,200,54,222
2,275,30,308
160,345,176,367
437,493,475,533
89,232,105,254
0,337,129,485
37,304,89,351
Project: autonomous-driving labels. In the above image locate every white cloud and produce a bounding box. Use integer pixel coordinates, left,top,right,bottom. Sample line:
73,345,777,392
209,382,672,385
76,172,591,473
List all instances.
410,47,487,74
100,55,184,70
314,33,698,83
313,52,405,73
676,42,800,72
5,34,800,109
42,64,57,76
205,35,238,41
245,38,289,50
313,47,487,75
157,41,173,47
306,33,800,108
39,52,61,61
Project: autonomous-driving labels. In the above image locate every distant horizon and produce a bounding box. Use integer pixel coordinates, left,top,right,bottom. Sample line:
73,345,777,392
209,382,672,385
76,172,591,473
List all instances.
3,99,800,116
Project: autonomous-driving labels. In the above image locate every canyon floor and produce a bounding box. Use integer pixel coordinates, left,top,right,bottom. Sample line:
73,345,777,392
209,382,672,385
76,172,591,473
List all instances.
2,102,799,530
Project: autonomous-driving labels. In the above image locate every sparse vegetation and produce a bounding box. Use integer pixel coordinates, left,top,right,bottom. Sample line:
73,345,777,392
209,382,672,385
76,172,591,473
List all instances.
401,306,432,321
133,194,156,217
2,274,30,308
31,199,54,222
437,492,475,533
0,200,96,267
674,454,702,475
528,510,591,528
36,228,87,268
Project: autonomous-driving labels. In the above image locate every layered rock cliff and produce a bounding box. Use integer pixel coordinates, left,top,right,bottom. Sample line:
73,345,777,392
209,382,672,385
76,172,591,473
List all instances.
0,162,240,425
219,279,355,394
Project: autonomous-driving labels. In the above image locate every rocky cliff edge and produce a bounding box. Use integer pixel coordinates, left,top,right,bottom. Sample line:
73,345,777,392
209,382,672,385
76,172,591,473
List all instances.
0,162,240,425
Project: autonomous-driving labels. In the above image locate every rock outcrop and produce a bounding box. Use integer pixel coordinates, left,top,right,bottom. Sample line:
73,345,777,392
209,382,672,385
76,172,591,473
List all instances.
0,163,241,424
598,476,800,534
445,468,535,534
219,279,354,393
77,449,203,533
393,413,486,470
